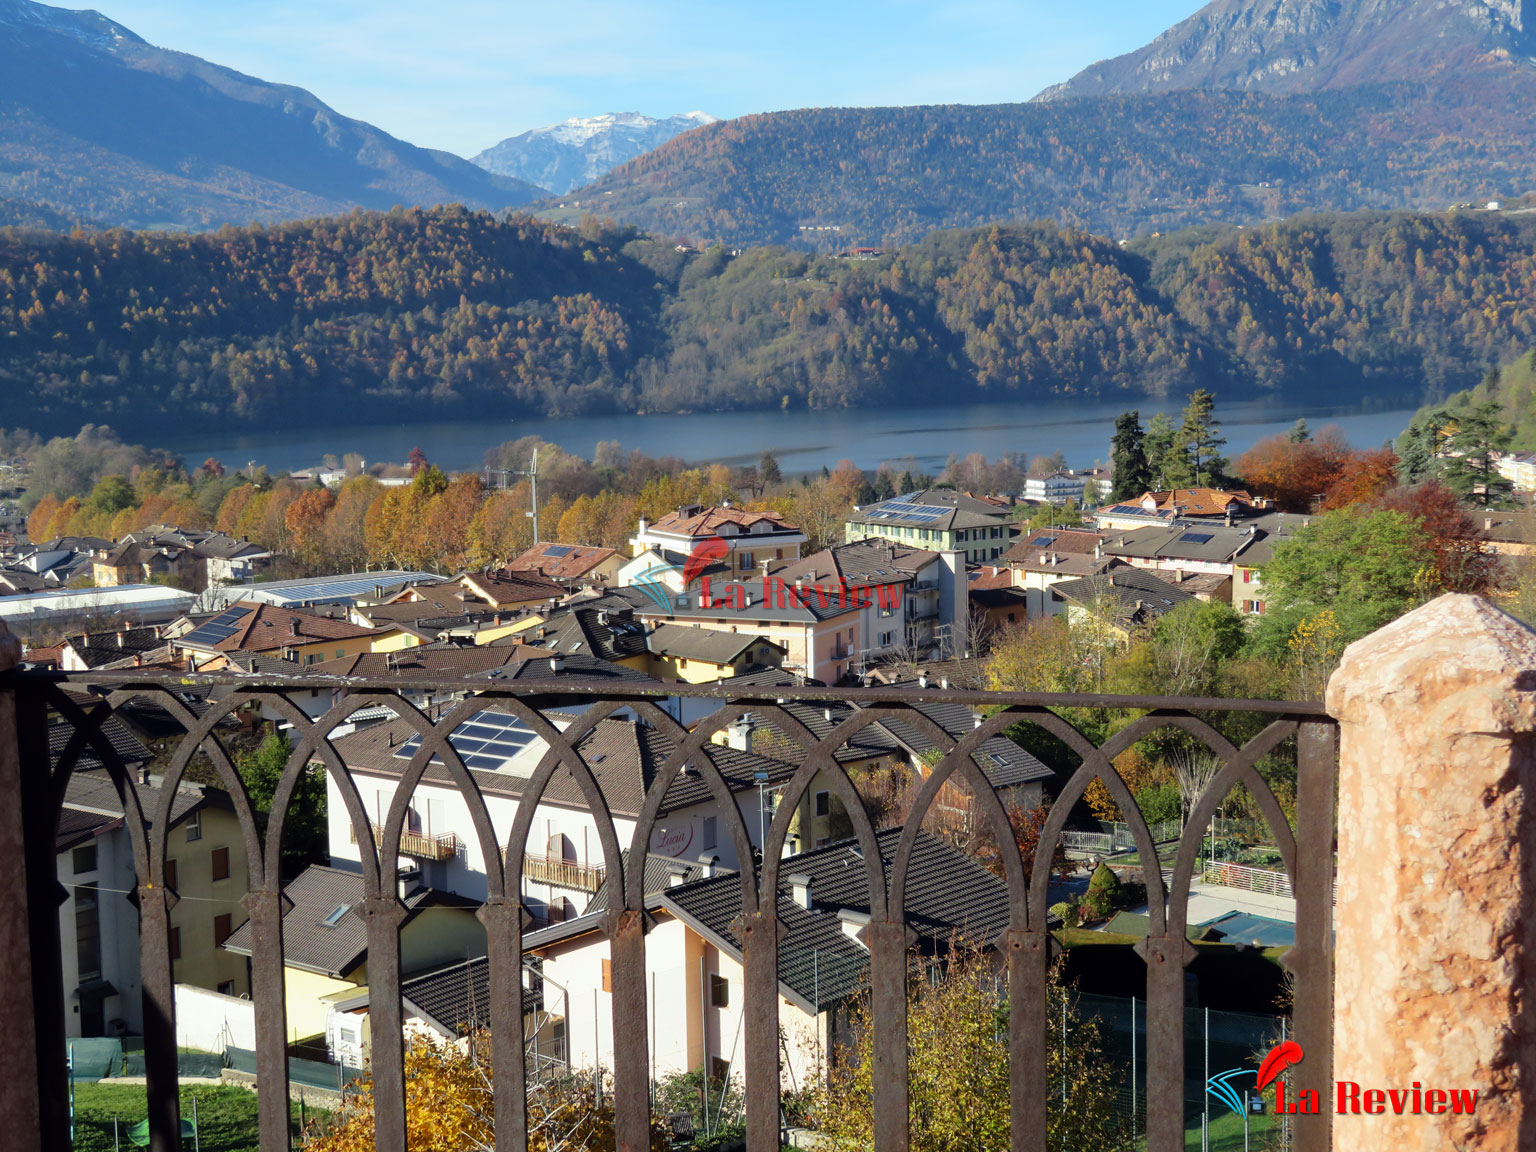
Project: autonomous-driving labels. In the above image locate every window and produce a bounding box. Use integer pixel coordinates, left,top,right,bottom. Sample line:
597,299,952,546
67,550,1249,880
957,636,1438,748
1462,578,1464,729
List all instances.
739,551,753,569
814,837,830,849
75,884,101,980
305,653,320,666
775,549,784,560
169,926,181,961
322,904,351,927
336,648,345,659
814,791,830,817
164,859,177,890
879,631,893,647
601,958,612,993
185,812,201,842
991,527,1002,539
72,845,97,874
211,846,230,882
1243,569,1254,583
702,815,718,850
339,1024,358,1044
213,913,233,947
710,1057,730,1082
709,974,730,1008
218,981,236,997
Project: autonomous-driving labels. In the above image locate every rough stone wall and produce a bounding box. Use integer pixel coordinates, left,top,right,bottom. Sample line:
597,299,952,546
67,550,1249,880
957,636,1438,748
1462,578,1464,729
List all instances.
1327,594,1536,1152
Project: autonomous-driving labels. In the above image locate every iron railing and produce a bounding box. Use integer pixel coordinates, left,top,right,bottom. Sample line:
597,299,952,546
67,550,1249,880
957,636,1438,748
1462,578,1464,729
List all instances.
0,664,1336,1152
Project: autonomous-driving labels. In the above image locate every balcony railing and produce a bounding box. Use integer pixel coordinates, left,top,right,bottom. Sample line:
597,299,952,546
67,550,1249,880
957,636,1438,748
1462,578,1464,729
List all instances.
512,850,607,893
349,821,459,861
0,660,1336,1152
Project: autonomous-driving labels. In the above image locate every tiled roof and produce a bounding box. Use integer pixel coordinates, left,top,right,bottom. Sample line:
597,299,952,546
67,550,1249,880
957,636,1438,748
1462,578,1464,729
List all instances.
60,768,207,832
1140,488,1255,517
647,623,780,664
401,958,538,1035
662,830,1010,1009
328,711,798,820
310,645,544,679
1100,524,1257,564
56,806,118,852
537,606,649,662
50,689,153,772
775,539,939,587
848,489,1011,532
646,506,800,538
178,601,379,653
999,529,1104,563
63,627,166,668
462,569,568,608
221,865,477,975
1051,567,1195,623
509,543,620,582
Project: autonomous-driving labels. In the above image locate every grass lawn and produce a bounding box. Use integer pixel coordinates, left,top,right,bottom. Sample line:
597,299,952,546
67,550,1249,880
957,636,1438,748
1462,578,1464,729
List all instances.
1186,1106,1282,1151
71,1083,328,1151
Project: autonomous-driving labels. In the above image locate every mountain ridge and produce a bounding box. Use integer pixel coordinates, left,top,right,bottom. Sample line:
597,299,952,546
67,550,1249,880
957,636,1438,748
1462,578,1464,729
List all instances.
1035,0,1536,100
0,0,544,230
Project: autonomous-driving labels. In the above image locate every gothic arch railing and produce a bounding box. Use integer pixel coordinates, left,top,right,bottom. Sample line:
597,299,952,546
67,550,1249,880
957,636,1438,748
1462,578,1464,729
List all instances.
0,668,1335,1152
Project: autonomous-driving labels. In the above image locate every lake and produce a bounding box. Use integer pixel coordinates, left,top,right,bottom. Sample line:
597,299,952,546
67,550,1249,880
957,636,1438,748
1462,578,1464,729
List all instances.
164,394,1419,477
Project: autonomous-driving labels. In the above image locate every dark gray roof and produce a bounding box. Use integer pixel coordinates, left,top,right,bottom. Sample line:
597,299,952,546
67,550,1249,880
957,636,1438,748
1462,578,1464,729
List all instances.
61,769,207,830
1051,567,1195,624
64,627,166,669
775,539,939,587
1099,524,1256,564
662,830,1011,1010
221,865,479,975
51,690,153,772
401,958,538,1035
56,806,117,852
536,606,650,662
647,623,781,664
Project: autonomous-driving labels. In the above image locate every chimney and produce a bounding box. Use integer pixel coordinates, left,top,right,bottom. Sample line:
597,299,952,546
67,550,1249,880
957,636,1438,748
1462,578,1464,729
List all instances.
116,630,126,648
548,655,565,674
667,865,689,888
289,619,300,636
725,715,757,753
788,873,813,911
397,867,420,902
918,671,928,689
823,706,834,724
973,712,983,729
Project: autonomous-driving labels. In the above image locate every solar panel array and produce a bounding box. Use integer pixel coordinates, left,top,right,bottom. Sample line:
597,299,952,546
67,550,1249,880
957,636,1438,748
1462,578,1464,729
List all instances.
1178,532,1215,545
543,545,574,557
393,710,538,772
180,606,250,648
869,501,947,524
1028,535,1055,547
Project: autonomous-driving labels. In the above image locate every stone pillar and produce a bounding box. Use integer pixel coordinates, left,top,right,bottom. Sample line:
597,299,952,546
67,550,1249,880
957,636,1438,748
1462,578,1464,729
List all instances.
1326,594,1536,1152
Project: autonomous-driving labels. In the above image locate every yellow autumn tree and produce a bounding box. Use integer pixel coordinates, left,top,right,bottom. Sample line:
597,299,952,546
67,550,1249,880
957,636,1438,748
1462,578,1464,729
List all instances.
303,1029,666,1152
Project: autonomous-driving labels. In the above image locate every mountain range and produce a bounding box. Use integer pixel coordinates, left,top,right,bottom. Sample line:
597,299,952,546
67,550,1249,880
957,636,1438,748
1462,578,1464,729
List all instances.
473,111,717,195
541,0,1536,247
0,0,542,230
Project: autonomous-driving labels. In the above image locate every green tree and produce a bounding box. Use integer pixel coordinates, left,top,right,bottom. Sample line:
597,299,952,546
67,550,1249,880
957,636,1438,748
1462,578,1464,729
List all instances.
1287,418,1312,443
1109,410,1150,500
1440,402,1512,507
237,733,327,878
1084,862,1125,919
1396,409,1450,485
1173,388,1227,487
1258,505,1433,644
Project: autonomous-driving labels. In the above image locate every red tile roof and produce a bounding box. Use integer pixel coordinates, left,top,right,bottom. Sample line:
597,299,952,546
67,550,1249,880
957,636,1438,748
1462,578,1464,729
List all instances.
508,542,620,582
646,506,799,538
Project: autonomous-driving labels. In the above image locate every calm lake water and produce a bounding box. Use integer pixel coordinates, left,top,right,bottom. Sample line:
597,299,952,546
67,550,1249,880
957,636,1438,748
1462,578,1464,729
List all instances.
165,394,1419,477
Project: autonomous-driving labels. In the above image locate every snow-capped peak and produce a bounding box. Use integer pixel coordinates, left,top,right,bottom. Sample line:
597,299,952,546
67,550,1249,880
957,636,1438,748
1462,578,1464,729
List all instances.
472,111,720,195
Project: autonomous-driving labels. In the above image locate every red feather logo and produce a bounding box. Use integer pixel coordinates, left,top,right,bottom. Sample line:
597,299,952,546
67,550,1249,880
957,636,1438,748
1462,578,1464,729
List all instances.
1255,1041,1304,1093
682,538,728,587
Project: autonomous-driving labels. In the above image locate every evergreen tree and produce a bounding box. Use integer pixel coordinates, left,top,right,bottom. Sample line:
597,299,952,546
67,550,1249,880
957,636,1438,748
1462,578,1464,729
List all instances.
897,470,916,495
1174,388,1227,487
1287,418,1312,443
1441,402,1513,507
1396,410,1449,485
758,451,783,489
1143,412,1179,490
1109,410,1149,500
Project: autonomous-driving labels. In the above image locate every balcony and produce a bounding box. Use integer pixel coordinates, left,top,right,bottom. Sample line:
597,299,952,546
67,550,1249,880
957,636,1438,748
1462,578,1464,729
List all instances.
348,821,459,861
511,851,607,893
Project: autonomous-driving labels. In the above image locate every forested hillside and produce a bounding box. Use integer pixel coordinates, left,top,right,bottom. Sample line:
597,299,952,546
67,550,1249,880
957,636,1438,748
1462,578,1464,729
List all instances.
540,82,1536,248
4,205,1536,438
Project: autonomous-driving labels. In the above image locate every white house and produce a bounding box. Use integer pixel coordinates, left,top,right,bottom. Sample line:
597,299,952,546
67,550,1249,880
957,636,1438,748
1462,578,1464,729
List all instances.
322,706,799,920
524,829,1011,1088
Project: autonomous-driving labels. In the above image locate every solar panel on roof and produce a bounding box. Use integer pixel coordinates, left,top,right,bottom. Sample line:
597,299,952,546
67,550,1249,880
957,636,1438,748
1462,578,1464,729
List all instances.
1028,536,1055,547
181,606,249,647
543,545,574,557
394,710,538,772
1178,533,1214,545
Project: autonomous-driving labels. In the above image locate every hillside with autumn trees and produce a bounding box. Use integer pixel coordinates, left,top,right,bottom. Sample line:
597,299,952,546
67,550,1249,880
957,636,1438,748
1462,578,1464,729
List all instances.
5,205,1536,438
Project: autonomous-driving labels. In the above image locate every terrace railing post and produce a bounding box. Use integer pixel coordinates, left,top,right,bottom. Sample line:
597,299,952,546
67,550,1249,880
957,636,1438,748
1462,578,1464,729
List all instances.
867,918,912,1152
740,909,785,1152
481,897,528,1152
1287,719,1335,1152
1327,594,1536,1152
608,908,651,1152
0,622,50,1152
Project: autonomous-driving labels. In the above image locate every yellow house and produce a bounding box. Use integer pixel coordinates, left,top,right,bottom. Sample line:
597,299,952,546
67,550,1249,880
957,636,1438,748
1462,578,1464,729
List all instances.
646,623,785,683
221,864,486,1044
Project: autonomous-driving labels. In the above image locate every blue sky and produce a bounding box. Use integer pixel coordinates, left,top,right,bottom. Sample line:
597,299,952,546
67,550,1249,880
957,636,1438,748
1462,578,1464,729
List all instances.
93,0,1204,156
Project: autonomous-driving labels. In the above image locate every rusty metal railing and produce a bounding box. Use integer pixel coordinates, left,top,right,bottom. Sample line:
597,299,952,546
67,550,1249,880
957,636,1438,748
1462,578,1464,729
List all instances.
0,665,1335,1152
